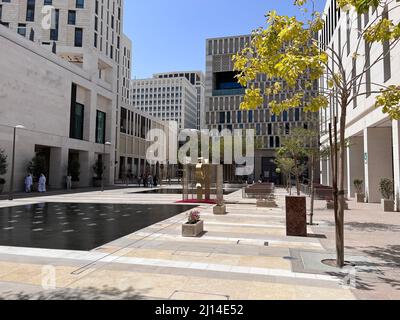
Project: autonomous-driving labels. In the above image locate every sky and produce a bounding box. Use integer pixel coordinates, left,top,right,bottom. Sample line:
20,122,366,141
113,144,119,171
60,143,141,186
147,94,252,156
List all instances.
124,0,326,79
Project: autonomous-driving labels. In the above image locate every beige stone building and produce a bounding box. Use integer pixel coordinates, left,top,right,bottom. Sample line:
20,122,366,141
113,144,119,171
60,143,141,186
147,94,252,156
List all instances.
319,1,400,209
154,71,205,130
130,77,198,130
0,25,116,190
0,1,172,191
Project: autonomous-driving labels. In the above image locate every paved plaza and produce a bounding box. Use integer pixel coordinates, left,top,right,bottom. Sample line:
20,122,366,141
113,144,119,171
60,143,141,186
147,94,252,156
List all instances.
0,187,398,300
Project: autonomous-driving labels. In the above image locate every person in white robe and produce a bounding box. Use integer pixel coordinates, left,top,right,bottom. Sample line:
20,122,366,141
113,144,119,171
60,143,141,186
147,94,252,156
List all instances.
24,174,33,193
38,174,46,193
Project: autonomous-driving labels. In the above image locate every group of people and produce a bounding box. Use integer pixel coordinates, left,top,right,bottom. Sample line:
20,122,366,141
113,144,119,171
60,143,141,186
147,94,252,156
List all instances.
138,174,159,188
24,173,47,193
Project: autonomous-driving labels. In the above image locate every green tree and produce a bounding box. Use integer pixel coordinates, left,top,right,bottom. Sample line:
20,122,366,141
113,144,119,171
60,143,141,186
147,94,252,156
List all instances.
28,155,47,182
233,0,400,267
277,128,309,196
275,156,296,193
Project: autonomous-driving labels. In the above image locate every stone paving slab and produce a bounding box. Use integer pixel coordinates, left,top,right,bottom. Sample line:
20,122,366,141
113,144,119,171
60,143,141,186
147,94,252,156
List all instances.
0,186,397,300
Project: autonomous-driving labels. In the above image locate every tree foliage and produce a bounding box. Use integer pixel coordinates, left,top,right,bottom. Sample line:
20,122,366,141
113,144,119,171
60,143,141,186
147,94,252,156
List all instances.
233,0,400,119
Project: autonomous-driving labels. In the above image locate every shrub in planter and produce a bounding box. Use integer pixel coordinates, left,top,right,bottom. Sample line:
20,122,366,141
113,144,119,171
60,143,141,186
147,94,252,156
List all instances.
353,179,364,203
380,178,394,212
182,210,204,237
0,149,7,194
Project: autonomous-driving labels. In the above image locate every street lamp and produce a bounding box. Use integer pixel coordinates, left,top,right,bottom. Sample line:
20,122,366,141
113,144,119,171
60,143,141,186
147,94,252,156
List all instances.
8,125,25,201
101,141,111,192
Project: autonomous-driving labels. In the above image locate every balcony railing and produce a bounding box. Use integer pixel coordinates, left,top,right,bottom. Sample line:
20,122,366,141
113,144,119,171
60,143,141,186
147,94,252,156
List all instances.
212,88,246,96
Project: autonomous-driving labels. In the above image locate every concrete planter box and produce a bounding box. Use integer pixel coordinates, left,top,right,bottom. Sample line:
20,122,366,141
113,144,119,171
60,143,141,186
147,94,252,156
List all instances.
257,199,277,208
213,205,227,215
382,199,394,212
355,193,365,203
285,196,307,237
0,183,4,194
182,220,204,237
327,201,349,210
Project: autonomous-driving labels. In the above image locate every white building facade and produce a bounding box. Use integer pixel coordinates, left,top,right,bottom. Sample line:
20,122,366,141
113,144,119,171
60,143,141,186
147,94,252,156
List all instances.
154,71,205,130
0,25,116,190
130,77,198,130
319,1,400,210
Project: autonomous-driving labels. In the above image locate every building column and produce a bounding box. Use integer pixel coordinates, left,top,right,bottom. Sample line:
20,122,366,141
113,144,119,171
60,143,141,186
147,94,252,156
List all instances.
347,136,364,198
49,147,68,189
79,151,95,187
364,127,393,203
393,120,400,211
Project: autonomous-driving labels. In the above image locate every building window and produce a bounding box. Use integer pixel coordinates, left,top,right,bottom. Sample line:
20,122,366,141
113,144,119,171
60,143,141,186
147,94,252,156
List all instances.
70,103,84,140
68,10,76,25
17,24,27,37
74,28,83,47
50,9,59,41
96,111,106,144
26,0,35,22
76,0,84,9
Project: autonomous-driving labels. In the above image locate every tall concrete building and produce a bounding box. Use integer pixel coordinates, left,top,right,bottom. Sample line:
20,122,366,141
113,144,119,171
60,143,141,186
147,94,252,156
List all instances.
0,0,133,181
0,1,173,191
205,35,319,182
318,1,400,210
130,77,198,130
0,25,116,190
154,71,205,130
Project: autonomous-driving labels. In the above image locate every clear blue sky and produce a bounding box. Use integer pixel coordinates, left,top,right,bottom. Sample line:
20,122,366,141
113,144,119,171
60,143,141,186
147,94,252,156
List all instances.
124,0,326,79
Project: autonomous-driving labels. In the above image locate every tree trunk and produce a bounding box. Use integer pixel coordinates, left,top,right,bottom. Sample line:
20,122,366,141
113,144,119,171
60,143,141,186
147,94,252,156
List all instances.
296,173,301,196
310,153,315,225
329,121,343,267
336,100,348,268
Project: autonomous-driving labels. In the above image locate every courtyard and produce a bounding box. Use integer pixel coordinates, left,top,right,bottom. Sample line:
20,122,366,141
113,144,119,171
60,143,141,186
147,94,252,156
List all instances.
0,187,398,300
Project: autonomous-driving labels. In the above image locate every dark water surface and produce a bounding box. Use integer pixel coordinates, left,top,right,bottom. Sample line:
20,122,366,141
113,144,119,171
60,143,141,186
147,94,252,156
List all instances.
0,203,196,251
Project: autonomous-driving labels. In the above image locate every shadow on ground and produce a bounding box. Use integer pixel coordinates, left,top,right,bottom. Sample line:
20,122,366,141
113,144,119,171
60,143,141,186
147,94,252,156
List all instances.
326,245,400,292
0,286,151,300
321,221,400,233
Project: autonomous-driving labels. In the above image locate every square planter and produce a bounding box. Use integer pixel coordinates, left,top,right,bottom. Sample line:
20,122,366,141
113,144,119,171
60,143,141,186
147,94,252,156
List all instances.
213,205,227,215
382,199,394,212
182,220,204,237
355,193,365,203
257,199,277,208
285,196,307,237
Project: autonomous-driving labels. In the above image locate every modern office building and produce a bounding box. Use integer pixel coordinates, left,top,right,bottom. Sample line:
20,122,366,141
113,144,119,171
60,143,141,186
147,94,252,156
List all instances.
0,0,135,182
154,71,205,130
130,77,198,130
0,1,173,191
0,25,116,190
205,35,319,182
118,102,171,180
318,1,400,210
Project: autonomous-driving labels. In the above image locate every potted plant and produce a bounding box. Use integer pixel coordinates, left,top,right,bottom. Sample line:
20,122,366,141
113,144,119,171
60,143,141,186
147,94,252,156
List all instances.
353,179,364,203
380,178,394,212
68,158,80,189
93,159,104,187
0,149,7,194
27,155,47,191
182,210,204,237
